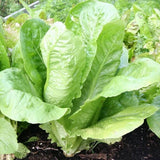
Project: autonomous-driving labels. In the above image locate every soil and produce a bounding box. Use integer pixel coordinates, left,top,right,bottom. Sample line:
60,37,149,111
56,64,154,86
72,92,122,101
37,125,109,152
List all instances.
15,121,160,160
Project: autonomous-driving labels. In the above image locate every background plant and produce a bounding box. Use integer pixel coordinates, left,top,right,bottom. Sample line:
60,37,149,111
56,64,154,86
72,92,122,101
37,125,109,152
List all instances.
0,0,37,17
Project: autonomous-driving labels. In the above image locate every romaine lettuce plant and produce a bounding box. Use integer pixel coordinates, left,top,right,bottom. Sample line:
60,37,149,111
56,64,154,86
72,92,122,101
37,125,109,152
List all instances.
1,0,160,157
39,1,160,156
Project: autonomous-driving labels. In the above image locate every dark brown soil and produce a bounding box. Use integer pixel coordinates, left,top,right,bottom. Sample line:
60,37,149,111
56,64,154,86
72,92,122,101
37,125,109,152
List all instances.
15,121,160,160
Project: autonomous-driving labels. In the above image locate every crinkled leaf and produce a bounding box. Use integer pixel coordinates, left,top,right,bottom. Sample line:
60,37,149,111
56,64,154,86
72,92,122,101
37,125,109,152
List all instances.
72,20,124,114
65,0,119,82
0,117,18,154
70,20,124,128
77,104,158,139
0,68,69,123
41,22,85,107
20,19,49,92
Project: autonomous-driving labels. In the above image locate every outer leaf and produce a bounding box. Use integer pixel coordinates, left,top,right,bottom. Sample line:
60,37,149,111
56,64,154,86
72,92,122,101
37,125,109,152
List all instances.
65,0,119,82
41,22,85,107
0,68,68,123
99,58,160,98
138,84,160,137
77,104,158,139
0,118,18,154
147,110,160,138
71,58,160,129
20,19,49,93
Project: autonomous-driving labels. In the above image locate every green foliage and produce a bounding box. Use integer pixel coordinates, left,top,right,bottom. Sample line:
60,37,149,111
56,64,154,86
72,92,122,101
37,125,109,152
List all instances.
40,1,160,156
0,68,69,123
37,0,82,22
41,22,85,107
14,143,30,159
112,0,160,138
121,0,160,62
0,20,10,70
0,0,37,17
1,0,160,157
3,13,29,49
20,19,50,93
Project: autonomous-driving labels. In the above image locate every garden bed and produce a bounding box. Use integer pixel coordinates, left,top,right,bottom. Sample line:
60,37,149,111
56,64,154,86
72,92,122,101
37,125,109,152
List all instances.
15,121,160,160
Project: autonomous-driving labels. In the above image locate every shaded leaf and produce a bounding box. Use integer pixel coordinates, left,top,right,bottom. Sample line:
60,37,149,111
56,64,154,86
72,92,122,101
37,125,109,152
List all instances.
20,19,49,93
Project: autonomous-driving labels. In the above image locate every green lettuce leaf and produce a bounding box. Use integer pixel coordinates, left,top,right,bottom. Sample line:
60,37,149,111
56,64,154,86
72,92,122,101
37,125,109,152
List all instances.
140,85,160,138
20,19,50,93
41,22,85,107
70,58,160,129
100,58,160,98
11,41,24,69
147,109,160,138
77,104,158,139
0,68,69,123
72,20,124,114
65,0,119,82
0,117,18,154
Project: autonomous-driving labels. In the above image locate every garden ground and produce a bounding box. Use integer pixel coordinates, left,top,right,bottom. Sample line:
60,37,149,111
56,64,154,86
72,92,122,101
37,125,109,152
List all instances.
15,121,160,160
